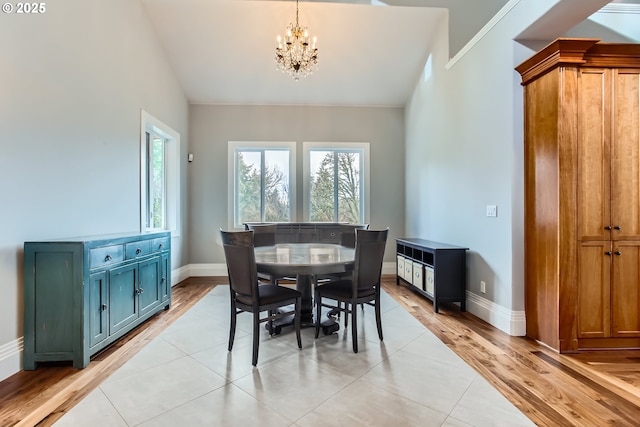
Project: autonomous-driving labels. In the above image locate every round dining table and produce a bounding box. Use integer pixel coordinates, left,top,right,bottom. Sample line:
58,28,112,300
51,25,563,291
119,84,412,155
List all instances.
254,243,355,327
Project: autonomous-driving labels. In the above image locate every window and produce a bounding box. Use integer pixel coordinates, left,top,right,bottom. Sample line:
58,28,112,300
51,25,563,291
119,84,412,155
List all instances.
303,142,370,224
229,141,296,228
145,132,166,230
140,110,180,236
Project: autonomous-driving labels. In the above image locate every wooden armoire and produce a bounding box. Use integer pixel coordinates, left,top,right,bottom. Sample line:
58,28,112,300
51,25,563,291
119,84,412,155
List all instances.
516,38,640,353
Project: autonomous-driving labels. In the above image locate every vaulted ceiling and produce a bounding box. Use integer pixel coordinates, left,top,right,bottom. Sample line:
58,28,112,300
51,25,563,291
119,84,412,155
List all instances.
141,0,638,107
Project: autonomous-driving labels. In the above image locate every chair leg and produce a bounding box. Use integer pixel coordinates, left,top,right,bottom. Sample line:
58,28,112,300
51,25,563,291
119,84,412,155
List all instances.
268,310,274,336
228,303,237,351
252,312,260,366
351,302,358,353
315,289,321,339
344,301,349,328
375,295,383,341
295,297,302,349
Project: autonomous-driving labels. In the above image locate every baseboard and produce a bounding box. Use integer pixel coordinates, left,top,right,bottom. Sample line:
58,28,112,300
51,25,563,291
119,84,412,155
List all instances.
171,264,191,286
0,337,23,382
465,291,526,336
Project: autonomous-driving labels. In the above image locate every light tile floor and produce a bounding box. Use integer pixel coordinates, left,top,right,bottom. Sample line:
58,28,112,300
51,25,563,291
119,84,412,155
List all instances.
54,286,535,426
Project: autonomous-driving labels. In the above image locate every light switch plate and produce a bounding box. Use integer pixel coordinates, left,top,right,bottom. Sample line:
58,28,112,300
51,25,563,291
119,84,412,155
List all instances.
486,205,497,217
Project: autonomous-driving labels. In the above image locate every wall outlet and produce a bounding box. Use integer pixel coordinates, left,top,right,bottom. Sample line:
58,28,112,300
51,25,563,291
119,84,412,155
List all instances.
480,280,486,293
486,205,497,217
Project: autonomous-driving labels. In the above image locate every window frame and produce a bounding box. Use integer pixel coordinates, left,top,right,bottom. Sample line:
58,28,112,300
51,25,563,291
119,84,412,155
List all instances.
228,141,297,229
140,110,181,237
302,142,370,224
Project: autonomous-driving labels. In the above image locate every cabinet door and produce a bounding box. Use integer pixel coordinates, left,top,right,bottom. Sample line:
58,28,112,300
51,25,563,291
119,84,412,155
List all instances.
577,241,611,338
139,257,161,317
611,241,640,337
577,68,611,242
611,69,640,240
109,263,138,334
160,253,170,303
88,271,108,347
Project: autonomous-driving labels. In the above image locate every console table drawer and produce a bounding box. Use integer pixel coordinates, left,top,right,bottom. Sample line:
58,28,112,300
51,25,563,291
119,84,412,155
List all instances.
125,240,152,259
89,245,124,269
151,236,170,252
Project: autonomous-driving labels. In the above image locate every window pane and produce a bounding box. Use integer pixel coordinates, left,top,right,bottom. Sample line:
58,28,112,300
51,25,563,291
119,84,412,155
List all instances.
264,150,290,222
309,150,335,221
337,152,360,223
237,151,261,224
235,148,292,226
147,134,165,230
309,149,363,223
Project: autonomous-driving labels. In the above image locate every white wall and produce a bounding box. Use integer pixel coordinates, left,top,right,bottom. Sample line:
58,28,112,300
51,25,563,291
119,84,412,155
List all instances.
0,0,189,380
404,0,610,335
187,104,405,269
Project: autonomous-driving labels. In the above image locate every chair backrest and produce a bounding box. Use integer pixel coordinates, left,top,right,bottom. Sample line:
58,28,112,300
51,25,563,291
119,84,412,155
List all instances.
246,223,277,247
220,230,258,300
339,224,369,248
352,228,389,293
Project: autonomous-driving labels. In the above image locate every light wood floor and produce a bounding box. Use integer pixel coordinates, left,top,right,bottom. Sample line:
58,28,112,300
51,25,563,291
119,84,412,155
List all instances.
1,276,639,426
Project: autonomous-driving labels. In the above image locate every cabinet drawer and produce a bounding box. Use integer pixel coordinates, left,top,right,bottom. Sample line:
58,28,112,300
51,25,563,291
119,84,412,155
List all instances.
412,262,424,290
397,256,405,277
151,237,170,252
125,240,151,259
89,245,124,269
425,266,435,295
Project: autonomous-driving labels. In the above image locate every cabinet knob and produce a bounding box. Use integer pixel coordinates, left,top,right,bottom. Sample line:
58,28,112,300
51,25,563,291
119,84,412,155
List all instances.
161,277,166,283
136,248,142,254
605,226,612,230
615,251,622,256
101,304,107,311
105,255,112,262
614,226,621,230
159,244,163,249
139,287,144,294
605,251,612,256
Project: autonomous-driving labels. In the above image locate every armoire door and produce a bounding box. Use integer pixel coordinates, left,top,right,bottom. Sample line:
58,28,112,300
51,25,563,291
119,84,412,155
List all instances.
611,69,640,241
611,241,640,337
578,241,611,338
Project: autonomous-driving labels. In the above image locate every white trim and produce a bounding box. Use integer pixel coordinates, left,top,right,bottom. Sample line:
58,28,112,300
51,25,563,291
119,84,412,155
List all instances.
446,0,521,70
0,337,23,382
171,264,191,286
188,263,230,277
600,3,640,14
227,141,297,229
140,110,181,238
465,291,526,336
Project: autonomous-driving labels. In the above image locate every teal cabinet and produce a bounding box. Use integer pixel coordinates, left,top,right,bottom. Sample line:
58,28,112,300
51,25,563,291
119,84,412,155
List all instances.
23,232,171,369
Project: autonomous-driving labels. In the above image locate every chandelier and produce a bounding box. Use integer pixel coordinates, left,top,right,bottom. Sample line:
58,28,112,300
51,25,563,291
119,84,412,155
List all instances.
275,0,318,80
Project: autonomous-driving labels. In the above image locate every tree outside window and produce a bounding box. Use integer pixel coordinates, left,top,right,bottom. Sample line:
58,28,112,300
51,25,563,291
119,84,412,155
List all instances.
235,148,291,226
309,149,363,223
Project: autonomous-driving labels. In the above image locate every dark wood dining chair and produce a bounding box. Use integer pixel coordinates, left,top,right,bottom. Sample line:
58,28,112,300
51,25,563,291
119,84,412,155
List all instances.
220,229,302,365
245,223,280,283
246,223,277,247
338,223,369,248
314,228,389,353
